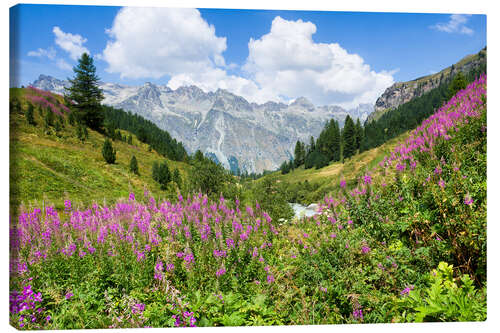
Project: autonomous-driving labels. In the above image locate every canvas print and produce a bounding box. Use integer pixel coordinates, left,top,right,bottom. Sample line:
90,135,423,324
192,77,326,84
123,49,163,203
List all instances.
9,3,487,329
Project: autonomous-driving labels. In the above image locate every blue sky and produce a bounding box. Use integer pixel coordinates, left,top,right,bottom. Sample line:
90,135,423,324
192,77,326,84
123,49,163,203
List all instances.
10,4,486,107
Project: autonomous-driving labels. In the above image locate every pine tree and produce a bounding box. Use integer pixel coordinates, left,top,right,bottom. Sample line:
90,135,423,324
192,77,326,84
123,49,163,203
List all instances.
127,134,133,145
44,109,54,128
65,53,104,131
172,168,182,188
354,118,364,151
129,155,139,175
448,72,467,99
343,115,357,160
294,141,305,167
152,161,171,190
102,138,116,164
26,102,36,125
83,126,89,140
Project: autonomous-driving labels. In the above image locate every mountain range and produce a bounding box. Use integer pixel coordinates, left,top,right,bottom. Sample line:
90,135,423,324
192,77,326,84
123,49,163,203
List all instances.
31,74,373,174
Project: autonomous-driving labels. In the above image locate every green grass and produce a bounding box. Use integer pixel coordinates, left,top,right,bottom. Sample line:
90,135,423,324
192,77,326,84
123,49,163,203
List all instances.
9,88,192,215
257,133,408,204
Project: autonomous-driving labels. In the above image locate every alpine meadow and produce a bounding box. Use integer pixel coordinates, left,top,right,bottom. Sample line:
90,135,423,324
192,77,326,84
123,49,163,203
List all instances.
9,4,488,330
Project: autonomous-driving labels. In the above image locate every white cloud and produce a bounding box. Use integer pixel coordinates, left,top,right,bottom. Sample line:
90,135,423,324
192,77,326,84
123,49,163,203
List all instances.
102,7,227,79
243,16,395,108
53,26,90,60
431,14,474,35
101,9,394,108
27,47,56,60
56,58,73,71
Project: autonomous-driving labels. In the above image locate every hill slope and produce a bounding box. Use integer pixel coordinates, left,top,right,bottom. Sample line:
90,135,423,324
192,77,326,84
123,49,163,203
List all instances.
368,47,486,122
9,87,191,214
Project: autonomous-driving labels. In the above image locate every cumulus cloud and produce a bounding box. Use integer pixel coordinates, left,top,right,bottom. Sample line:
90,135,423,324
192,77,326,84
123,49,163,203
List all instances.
431,14,474,35
56,58,73,71
101,9,394,107
102,7,227,79
27,47,56,60
243,16,395,108
53,26,90,60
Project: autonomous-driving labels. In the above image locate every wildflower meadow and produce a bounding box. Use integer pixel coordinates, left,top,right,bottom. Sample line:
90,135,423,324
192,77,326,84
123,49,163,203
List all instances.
9,75,487,328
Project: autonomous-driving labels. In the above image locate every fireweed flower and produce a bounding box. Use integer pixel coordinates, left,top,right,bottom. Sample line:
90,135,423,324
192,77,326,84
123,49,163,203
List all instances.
364,174,372,185
353,308,363,320
64,200,71,211
267,275,275,284
65,292,73,300
464,195,474,205
400,285,414,296
361,246,371,254
340,179,346,188
216,268,226,278
438,179,446,189
129,192,135,201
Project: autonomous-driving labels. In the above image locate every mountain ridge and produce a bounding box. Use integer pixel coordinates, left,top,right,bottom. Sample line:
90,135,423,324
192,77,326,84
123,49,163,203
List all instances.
31,75,373,174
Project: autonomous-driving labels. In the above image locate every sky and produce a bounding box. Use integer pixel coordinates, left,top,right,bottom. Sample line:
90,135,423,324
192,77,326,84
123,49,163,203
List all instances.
9,4,486,108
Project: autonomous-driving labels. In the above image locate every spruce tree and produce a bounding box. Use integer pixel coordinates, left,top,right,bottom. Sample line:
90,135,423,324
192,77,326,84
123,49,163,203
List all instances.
26,102,36,125
129,155,139,175
102,138,116,164
152,161,171,190
127,134,133,145
65,53,104,131
172,168,182,188
354,118,364,151
343,115,356,160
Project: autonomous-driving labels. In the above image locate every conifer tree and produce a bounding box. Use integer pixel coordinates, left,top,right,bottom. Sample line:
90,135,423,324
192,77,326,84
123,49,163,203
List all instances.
172,168,182,188
26,102,36,125
152,161,171,190
342,115,356,160
129,155,139,175
102,138,116,164
354,118,364,151
65,53,104,131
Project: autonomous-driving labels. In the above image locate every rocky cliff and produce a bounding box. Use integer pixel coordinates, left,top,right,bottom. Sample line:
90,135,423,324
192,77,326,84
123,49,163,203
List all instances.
368,47,486,123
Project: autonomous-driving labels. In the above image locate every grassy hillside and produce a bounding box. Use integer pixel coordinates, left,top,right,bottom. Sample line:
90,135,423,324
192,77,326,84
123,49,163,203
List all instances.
9,75,486,329
256,132,409,205
9,87,191,215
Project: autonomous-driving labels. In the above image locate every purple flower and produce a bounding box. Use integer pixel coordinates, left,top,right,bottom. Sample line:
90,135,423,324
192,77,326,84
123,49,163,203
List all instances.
464,195,474,206
65,292,73,300
267,274,275,284
340,179,346,188
364,174,372,185
400,285,414,296
361,246,371,254
438,179,446,189
129,192,135,201
216,268,226,278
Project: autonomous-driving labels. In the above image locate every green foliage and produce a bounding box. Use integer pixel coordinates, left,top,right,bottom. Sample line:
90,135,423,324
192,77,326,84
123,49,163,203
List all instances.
102,106,187,162
129,155,139,175
394,262,486,322
65,53,104,131
188,158,228,197
152,160,171,190
447,72,467,99
172,168,182,188
26,102,36,125
304,150,328,169
342,115,357,160
102,138,116,164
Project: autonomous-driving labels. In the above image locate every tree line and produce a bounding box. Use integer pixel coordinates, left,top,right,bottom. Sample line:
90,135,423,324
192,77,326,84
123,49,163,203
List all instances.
281,115,363,174
280,51,486,175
